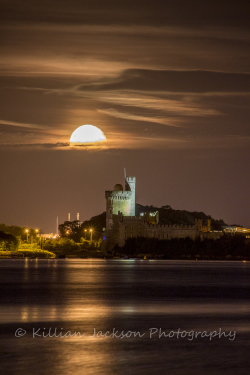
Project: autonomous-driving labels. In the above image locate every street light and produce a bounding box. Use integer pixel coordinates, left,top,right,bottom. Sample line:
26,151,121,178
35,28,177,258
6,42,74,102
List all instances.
84,229,87,239
35,229,41,248
25,229,29,242
90,229,93,243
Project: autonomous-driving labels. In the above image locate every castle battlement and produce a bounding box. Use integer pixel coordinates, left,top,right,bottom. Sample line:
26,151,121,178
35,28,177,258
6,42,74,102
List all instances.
105,191,132,200
126,177,136,182
119,215,143,222
142,223,196,230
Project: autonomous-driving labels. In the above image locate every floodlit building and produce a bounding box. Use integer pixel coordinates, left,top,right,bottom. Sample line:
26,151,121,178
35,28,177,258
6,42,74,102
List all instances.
222,226,250,234
105,175,136,230
102,172,212,252
37,233,59,240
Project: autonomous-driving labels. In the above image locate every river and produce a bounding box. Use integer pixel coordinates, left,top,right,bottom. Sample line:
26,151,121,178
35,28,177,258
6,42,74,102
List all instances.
0,259,249,374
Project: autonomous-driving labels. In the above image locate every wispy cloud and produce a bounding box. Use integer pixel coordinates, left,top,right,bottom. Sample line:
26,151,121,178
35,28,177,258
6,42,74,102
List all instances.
0,119,48,130
98,92,220,116
0,142,70,150
0,119,69,137
98,108,183,127
78,69,250,93
1,1,249,30
0,56,127,78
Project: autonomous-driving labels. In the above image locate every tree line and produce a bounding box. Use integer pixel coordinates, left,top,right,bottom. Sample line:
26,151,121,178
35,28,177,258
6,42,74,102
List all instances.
111,235,250,260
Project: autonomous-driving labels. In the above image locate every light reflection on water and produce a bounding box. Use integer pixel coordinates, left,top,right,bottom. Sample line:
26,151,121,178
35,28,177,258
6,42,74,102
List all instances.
0,259,250,375
1,302,250,324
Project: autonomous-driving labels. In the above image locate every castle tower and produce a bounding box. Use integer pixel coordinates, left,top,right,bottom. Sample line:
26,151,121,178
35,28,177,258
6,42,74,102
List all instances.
105,185,132,230
207,219,211,232
105,173,136,230
125,176,136,216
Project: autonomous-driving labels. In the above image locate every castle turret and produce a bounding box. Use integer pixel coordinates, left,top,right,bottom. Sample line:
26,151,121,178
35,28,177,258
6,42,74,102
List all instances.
125,176,136,216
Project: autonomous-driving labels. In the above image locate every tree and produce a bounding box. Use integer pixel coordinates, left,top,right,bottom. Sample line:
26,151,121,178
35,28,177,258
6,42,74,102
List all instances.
59,220,82,242
0,224,40,241
81,212,106,241
0,230,19,251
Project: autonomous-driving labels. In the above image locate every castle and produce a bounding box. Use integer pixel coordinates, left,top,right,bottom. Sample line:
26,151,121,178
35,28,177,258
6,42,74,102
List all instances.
102,172,211,251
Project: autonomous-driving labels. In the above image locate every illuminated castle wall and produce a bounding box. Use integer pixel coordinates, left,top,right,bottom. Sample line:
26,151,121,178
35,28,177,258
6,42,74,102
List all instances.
105,176,136,230
117,213,200,246
103,173,211,252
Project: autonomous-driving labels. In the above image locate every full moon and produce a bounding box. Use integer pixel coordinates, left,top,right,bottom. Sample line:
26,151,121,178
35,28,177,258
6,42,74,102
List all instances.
70,124,106,145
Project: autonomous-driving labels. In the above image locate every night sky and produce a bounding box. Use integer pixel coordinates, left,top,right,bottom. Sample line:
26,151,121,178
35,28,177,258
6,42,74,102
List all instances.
0,0,249,232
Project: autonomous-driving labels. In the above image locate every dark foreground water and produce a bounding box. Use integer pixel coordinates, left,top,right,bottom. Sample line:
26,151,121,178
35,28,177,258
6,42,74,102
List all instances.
0,259,249,374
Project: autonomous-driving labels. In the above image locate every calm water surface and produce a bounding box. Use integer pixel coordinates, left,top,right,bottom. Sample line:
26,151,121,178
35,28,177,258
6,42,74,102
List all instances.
0,259,249,374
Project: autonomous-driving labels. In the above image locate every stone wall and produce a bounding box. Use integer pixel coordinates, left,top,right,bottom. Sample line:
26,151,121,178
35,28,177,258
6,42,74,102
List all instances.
105,190,132,230
117,215,199,246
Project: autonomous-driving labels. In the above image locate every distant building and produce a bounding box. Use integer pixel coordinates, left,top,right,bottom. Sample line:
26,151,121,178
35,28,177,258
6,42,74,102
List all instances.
37,233,59,240
222,226,250,234
102,173,212,252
